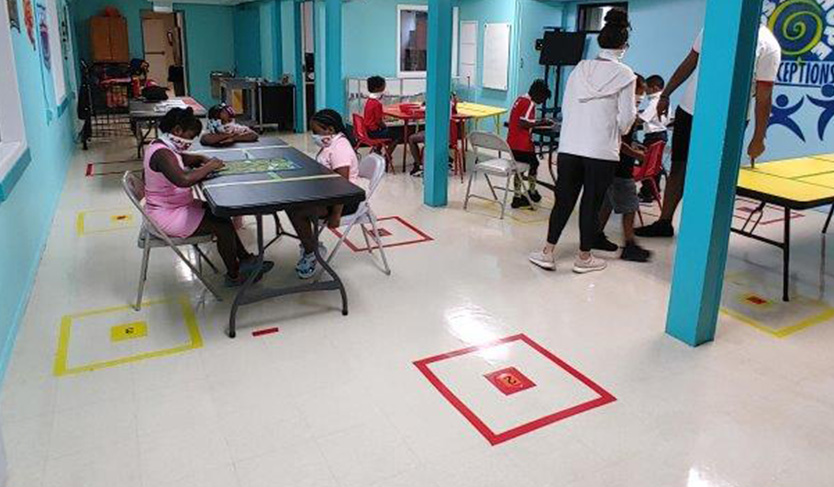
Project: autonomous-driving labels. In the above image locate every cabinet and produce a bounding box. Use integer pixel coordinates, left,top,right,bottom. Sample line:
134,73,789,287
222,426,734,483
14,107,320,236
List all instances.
90,16,129,63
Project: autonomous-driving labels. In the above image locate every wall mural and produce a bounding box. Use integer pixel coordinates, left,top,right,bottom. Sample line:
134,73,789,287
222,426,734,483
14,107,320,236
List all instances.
765,0,834,143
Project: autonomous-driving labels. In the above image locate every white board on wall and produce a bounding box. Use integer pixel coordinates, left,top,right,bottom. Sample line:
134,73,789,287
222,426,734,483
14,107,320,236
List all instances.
482,22,511,91
459,20,477,88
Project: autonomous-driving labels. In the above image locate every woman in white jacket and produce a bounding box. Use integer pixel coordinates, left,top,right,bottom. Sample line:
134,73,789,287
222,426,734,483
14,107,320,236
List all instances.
529,8,637,274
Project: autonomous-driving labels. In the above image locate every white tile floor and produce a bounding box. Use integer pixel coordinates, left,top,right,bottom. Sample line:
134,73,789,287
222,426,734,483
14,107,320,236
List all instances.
2,133,834,487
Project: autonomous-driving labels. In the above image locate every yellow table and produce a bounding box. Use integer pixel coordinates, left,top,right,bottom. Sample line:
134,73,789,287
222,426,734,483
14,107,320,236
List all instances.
734,155,834,301
456,102,508,134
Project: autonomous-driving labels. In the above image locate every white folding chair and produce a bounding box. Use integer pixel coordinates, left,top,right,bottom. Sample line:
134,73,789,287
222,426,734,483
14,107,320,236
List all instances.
324,154,391,275
122,171,223,310
463,131,534,219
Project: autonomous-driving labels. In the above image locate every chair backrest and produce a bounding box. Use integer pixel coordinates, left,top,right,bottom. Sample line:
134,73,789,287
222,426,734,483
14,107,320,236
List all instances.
122,170,173,242
358,153,386,198
468,131,514,161
352,113,371,146
633,141,666,181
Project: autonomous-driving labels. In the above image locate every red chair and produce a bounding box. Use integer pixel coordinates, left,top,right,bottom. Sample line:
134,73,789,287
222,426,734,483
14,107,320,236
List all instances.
352,113,395,173
633,141,666,225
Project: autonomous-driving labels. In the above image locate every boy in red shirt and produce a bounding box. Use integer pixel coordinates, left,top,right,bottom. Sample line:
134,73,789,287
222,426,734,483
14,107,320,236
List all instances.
507,79,553,208
364,76,399,157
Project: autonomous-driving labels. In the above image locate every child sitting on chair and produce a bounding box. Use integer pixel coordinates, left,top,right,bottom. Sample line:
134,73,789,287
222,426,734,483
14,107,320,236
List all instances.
507,79,554,209
200,103,259,147
144,107,273,286
594,75,652,262
288,109,360,279
364,76,400,157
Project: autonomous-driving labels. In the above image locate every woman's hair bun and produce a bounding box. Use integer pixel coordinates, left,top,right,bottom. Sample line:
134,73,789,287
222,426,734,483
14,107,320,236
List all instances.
604,8,629,28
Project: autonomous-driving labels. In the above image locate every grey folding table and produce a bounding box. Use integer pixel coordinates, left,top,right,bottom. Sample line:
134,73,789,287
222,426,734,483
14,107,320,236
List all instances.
129,97,207,158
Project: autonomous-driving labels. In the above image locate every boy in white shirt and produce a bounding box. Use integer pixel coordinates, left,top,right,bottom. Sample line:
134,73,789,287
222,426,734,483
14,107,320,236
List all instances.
638,75,668,202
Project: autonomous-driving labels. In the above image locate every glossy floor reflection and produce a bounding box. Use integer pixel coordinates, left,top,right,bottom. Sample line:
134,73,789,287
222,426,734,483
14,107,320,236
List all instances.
2,133,834,487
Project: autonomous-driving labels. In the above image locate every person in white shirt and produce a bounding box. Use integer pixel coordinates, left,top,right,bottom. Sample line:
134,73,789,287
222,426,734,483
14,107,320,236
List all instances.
636,24,782,238
641,75,669,145
529,8,637,274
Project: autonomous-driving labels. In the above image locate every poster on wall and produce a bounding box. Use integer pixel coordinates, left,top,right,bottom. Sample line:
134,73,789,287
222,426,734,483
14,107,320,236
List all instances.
6,0,19,31
36,2,50,71
22,0,34,48
765,0,834,142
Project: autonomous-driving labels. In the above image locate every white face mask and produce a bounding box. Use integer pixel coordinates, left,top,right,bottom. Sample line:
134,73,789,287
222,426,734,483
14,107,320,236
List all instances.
161,132,195,152
312,134,333,148
636,95,646,105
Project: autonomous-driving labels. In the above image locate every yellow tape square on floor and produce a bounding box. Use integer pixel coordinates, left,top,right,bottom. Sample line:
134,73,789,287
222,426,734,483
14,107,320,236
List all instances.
76,208,138,236
721,273,834,338
54,296,202,376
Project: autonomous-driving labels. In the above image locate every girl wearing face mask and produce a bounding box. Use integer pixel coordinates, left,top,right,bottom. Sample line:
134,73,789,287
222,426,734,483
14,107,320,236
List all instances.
288,109,360,279
144,107,273,286
529,7,638,274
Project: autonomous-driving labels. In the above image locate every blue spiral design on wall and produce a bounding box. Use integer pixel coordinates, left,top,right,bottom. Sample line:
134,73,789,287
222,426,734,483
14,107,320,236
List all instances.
768,0,825,58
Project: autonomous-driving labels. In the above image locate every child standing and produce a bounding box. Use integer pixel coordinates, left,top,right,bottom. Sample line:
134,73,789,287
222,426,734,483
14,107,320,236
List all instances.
507,79,553,208
144,108,273,286
288,110,361,279
200,103,259,147
595,75,652,262
364,76,399,157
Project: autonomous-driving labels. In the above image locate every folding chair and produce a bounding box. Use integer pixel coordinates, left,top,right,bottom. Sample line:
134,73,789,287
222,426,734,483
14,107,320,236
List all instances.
321,154,391,275
463,131,535,219
633,141,666,226
352,113,395,173
122,171,223,311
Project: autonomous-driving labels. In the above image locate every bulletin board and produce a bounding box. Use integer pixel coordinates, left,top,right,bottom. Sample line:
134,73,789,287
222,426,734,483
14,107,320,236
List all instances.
482,22,511,91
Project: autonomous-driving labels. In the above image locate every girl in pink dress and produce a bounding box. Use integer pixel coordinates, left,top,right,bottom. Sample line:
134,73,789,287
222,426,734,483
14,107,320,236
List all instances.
143,107,273,286
288,109,360,279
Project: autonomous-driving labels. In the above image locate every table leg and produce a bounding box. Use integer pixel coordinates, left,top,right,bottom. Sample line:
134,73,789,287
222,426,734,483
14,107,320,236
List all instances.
402,120,410,173
783,207,791,302
493,115,500,135
311,217,348,316
227,214,266,338
824,205,834,234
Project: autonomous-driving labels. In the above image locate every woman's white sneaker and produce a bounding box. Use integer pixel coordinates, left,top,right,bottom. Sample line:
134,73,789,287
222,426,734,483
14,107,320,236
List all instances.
572,254,606,274
528,250,556,271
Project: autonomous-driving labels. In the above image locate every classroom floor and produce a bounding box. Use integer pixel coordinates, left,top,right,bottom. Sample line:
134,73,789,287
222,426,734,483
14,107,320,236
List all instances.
2,133,834,487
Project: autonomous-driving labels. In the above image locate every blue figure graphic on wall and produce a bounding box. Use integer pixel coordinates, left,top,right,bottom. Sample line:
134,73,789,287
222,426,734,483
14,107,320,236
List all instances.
769,94,805,142
808,84,834,140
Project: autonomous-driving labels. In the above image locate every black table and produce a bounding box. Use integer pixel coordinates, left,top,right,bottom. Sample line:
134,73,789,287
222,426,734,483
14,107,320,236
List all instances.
188,135,290,153
196,146,366,337
130,97,207,158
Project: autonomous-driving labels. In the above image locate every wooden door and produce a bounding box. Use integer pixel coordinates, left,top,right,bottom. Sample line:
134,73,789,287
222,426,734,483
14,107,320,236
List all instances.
108,17,130,62
90,16,112,62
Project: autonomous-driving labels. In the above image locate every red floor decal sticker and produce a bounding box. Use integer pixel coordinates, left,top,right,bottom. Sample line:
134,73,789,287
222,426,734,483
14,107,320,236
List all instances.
252,327,279,337
413,334,616,446
745,295,769,306
330,216,433,252
484,367,536,396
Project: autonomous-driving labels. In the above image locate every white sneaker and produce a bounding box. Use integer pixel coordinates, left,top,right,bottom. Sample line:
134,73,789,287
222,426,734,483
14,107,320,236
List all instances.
528,250,556,271
572,254,607,274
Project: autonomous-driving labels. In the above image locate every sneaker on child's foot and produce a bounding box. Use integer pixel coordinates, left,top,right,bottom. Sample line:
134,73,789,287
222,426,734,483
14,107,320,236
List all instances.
621,242,652,262
528,189,542,203
572,254,607,274
410,165,423,177
511,195,531,209
295,252,318,279
635,220,675,237
528,250,556,271
592,233,619,252
224,261,275,287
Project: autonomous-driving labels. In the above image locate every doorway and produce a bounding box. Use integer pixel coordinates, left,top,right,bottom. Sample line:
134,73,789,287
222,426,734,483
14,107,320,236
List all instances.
301,1,316,124
141,11,188,96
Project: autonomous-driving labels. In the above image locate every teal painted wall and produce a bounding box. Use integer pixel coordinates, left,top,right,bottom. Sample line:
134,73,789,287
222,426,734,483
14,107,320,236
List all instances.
234,2,262,77
71,1,236,106
280,0,296,78
516,0,563,112
176,3,235,106
0,4,78,381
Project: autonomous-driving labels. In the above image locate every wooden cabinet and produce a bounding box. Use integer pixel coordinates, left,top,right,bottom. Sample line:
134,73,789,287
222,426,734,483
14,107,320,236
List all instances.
90,16,129,63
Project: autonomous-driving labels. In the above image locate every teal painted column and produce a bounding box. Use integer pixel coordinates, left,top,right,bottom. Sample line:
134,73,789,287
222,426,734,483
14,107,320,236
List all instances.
293,0,305,132
424,0,454,207
272,0,283,80
665,0,764,346
324,0,343,114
